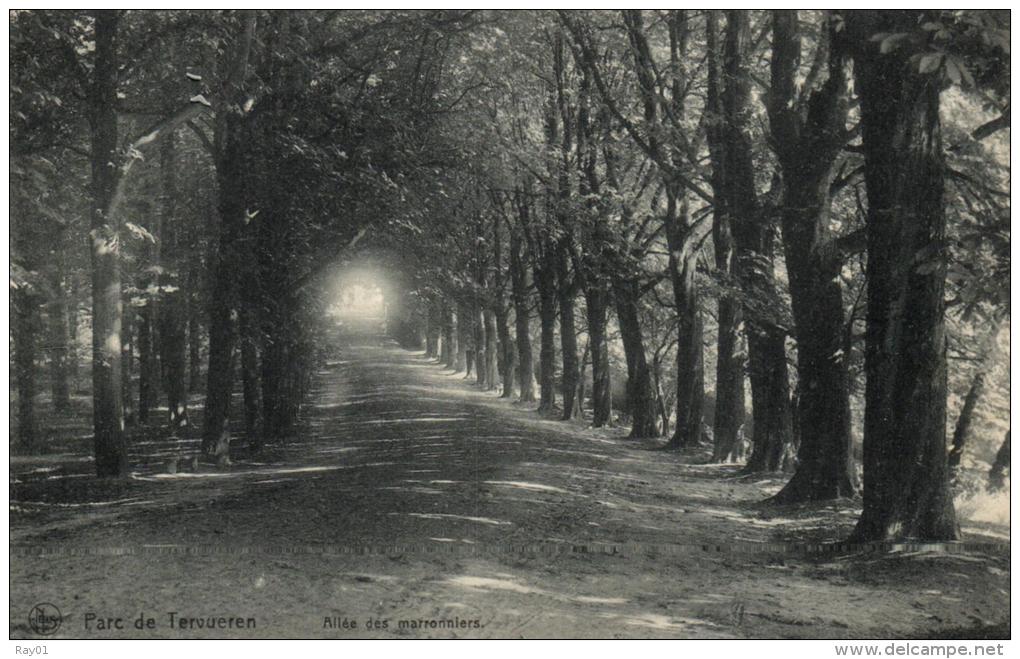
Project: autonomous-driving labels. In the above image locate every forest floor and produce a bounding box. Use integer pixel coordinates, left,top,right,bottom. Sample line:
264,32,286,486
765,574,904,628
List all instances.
9,325,1011,639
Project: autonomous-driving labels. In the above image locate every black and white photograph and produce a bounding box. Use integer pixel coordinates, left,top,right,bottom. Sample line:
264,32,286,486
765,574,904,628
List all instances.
7,7,1012,647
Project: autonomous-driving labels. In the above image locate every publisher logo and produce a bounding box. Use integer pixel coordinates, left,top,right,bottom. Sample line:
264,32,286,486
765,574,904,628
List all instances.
28,603,62,635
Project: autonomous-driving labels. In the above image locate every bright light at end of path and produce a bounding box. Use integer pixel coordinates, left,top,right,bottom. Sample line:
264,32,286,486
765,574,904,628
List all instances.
329,269,388,320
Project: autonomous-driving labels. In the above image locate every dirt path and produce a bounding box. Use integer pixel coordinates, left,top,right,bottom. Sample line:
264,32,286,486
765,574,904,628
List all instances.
9,333,1010,639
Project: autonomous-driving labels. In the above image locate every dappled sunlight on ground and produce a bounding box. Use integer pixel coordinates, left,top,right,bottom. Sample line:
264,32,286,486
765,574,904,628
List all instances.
9,332,1011,639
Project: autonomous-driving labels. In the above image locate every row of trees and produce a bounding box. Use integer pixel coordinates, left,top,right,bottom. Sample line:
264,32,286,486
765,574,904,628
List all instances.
11,10,1010,543
11,9,483,465
385,10,1010,542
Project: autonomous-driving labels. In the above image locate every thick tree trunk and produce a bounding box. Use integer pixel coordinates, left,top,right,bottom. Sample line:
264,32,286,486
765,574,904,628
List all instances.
510,229,536,402
742,328,795,473
613,277,660,438
201,113,246,464
771,188,856,498
721,11,793,473
768,11,856,502
88,10,128,477
664,193,705,449
13,291,40,453
846,10,959,542
193,14,256,431
711,293,745,463
670,271,704,450
535,250,558,413
705,10,745,463
556,240,581,419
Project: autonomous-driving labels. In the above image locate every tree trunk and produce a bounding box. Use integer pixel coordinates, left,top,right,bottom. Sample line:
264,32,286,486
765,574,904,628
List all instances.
535,248,558,413
742,328,795,473
153,132,189,434
439,307,451,365
431,304,443,359
260,336,285,441
442,303,457,369
947,323,1001,479
160,296,189,433
771,190,856,495
460,300,474,378
473,304,486,386
613,277,660,438
492,209,517,398
187,267,203,393
201,10,255,460
585,285,612,427
495,301,516,398
240,301,262,451
201,113,246,464
721,10,793,473
711,295,745,463
88,10,128,477
13,291,40,453
846,10,958,542
259,295,306,443
768,10,856,502
573,59,612,428
576,340,590,420
484,308,498,390
664,192,705,449
46,270,72,414
454,303,468,373
988,430,1010,492
705,10,745,463
556,239,581,419
653,355,670,436
137,301,159,423
947,369,986,479
424,306,438,358
509,228,537,402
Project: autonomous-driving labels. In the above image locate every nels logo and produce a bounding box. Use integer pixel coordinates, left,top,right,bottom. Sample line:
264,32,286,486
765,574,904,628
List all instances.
28,603,62,635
